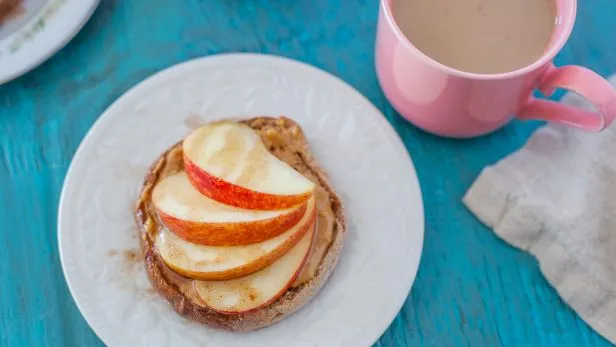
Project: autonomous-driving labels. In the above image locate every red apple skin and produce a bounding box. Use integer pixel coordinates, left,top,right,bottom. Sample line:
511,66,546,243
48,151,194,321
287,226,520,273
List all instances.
197,221,318,315
163,207,317,281
158,201,308,246
184,155,312,211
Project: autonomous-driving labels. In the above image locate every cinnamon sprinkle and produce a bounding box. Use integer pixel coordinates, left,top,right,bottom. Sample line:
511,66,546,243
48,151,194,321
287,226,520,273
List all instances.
0,0,23,24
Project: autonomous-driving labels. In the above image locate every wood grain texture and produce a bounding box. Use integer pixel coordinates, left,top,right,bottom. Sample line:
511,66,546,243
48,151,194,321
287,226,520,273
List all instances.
0,0,615,346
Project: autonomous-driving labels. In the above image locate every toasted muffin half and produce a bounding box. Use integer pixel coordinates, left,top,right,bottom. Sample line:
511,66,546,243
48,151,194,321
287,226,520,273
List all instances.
135,117,346,331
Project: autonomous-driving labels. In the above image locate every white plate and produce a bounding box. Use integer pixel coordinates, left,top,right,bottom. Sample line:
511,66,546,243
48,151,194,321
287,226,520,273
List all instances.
0,0,99,84
58,54,424,347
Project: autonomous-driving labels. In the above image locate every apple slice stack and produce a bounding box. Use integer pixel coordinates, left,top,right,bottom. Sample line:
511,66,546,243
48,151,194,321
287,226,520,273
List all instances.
152,121,317,313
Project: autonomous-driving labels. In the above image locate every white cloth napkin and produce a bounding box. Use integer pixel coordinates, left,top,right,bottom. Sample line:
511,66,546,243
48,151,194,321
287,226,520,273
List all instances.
463,75,616,343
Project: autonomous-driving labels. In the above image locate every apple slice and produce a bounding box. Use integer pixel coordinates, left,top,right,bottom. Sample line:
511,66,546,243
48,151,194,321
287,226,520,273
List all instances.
156,195,316,280
152,171,308,246
183,121,315,210
193,222,316,313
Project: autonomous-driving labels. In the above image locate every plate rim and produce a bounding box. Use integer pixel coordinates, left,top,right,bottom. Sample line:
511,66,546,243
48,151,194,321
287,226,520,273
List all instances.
58,53,425,346
0,0,100,84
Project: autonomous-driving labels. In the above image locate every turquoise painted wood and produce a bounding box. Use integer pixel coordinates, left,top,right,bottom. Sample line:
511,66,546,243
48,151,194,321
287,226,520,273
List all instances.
1,0,615,346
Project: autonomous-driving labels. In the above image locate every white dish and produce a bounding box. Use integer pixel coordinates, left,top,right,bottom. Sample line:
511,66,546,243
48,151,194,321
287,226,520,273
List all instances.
58,54,424,347
0,0,99,84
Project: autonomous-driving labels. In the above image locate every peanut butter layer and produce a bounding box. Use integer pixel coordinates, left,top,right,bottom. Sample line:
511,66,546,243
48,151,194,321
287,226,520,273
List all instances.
136,119,336,308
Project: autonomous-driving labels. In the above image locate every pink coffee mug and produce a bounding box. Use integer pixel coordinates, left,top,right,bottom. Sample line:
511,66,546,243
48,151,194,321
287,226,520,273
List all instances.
375,0,616,138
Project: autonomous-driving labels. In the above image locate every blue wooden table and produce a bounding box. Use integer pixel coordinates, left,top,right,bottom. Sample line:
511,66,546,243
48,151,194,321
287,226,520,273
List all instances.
1,1,615,346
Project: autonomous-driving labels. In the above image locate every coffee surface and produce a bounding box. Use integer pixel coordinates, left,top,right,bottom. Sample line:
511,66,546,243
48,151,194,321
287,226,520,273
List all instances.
392,0,556,74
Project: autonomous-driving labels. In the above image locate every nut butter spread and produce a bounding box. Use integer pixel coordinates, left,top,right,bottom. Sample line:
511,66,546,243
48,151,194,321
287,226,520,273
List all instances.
137,121,336,307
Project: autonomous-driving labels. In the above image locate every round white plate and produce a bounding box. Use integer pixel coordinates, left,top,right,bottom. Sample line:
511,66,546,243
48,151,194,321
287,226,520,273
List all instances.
58,54,424,347
0,0,99,84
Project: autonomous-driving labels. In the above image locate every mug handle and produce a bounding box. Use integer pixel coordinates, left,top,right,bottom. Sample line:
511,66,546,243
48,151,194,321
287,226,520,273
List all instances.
517,64,616,132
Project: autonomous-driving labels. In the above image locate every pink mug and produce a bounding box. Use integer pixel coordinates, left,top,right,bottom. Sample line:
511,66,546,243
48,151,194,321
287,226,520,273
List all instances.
375,0,616,138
